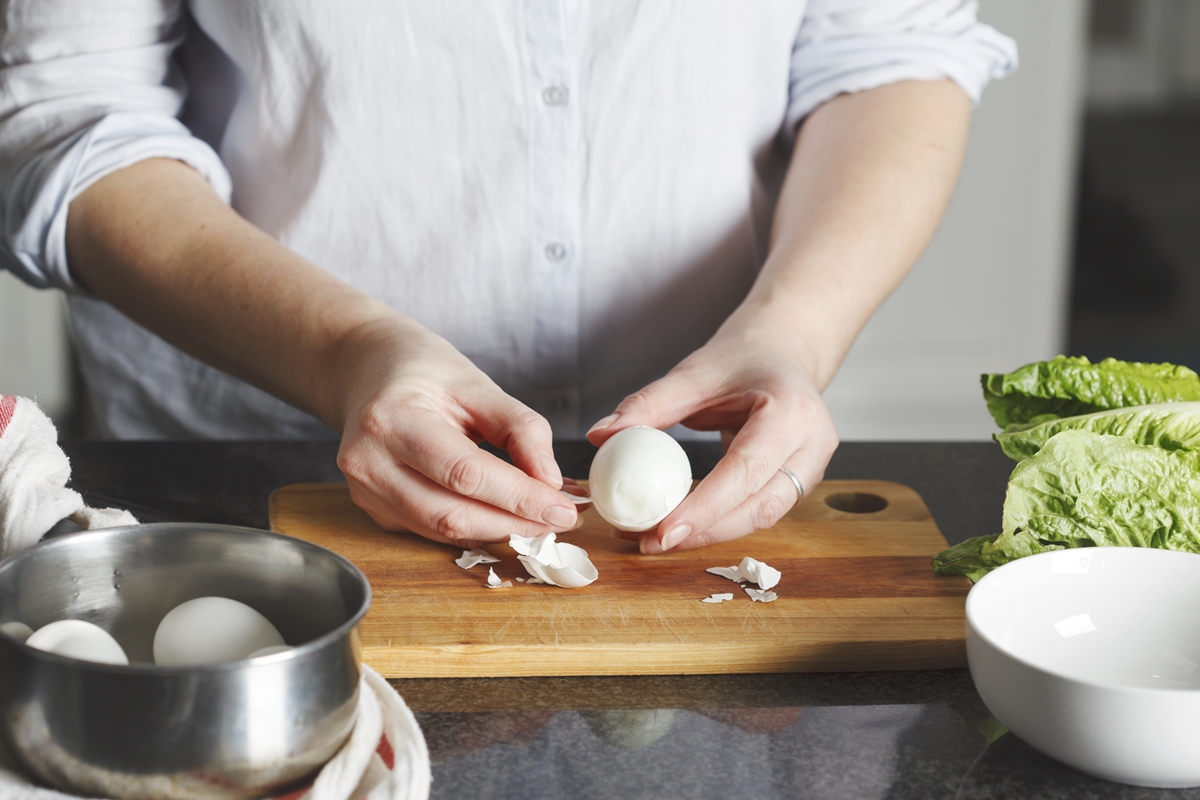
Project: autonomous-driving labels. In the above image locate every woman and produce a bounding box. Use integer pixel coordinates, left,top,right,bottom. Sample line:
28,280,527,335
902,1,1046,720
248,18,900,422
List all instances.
0,1,1015,553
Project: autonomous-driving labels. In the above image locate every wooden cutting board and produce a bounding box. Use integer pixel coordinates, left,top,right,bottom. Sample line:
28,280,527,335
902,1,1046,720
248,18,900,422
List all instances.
268,480,970,677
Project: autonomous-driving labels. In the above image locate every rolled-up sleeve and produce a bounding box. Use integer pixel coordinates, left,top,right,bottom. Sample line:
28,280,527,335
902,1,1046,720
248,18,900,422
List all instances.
785,0,1018,133
0,0,231,292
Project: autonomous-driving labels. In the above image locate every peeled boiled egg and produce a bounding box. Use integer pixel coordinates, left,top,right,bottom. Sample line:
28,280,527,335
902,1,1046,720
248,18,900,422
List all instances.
588,426,692,531
153,597,285,666
25,619,129,665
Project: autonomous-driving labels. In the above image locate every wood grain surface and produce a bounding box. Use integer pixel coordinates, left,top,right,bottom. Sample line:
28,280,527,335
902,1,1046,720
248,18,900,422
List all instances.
268,480,971,677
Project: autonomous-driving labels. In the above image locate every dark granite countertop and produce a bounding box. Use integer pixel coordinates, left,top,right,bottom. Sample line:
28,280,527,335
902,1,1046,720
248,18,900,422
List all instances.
57,440,1200,799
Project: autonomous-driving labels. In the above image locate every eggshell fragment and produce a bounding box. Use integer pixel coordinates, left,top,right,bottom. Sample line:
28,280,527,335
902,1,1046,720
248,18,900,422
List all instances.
706,557,781,591
706,566,741,582
701,593,735,604
745,588,778,603
0,621,33,643
456,548,500,569
26,620,129,665
588,427,692,531
509,532,598,588
154,597,285,666
485,567,512,589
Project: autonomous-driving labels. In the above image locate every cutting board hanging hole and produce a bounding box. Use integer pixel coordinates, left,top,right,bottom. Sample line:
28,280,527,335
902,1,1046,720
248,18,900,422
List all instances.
824,492,888,514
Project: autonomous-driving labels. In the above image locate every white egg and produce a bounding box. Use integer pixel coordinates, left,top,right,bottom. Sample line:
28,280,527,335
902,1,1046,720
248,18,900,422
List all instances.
153,597,285,666
588,426,693,532
0,621,33,643
26,620,129,665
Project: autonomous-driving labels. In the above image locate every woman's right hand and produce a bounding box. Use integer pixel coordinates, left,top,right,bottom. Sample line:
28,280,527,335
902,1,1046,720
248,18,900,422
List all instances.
332,317,581,548
66,158,577,547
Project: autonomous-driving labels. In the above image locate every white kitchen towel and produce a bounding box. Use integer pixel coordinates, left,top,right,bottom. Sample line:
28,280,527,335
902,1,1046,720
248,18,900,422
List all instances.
0,395,137,555
0,665,432,800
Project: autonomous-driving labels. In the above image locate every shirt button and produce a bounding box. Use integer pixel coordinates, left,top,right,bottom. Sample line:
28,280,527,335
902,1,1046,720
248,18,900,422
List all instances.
545,242,568,262
542,85,568,106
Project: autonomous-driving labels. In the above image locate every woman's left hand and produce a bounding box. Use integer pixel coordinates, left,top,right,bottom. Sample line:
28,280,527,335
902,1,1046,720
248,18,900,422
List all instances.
586,316,838,554
585,79,972,553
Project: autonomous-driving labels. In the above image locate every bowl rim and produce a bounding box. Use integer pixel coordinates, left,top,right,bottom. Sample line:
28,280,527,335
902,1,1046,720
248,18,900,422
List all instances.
0,522,371,675
966,546,1200,697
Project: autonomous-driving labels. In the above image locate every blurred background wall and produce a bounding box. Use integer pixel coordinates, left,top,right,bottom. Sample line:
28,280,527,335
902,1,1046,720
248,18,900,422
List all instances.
1,0,1195,441
0,271,72,426
824,0,1088,440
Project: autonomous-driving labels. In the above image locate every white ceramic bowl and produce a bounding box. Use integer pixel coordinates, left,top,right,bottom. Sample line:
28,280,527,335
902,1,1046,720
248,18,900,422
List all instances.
966,547,1200,788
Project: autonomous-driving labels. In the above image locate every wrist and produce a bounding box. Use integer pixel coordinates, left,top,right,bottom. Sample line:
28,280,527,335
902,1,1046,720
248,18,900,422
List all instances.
715,280,842,391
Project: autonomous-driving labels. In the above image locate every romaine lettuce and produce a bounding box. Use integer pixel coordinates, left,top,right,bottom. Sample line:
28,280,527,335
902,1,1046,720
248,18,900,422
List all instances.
994,401,1200,461
982,356,1200,428
933,430,1200,581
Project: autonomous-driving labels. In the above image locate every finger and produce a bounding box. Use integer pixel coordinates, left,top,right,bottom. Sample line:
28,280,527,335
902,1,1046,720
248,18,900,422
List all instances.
353,406,578,530
585,369,710,446
656,395,836,552
348,460,584,548
470,393,564,489
640,463,818,553
650,396,800,550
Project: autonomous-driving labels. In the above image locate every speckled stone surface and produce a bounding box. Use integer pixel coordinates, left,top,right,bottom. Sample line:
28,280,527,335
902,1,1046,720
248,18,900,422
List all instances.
54,440,1183,799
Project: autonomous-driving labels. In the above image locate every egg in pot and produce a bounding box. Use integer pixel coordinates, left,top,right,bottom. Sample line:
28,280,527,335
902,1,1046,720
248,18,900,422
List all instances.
154,596,285,666
25,619,129,665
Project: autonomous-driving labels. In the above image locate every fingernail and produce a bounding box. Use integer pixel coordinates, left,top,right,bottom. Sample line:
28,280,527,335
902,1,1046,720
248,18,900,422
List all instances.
587,414,619,435
660,523,691,552
540,454,563,487
639,534,664,554
543,505,577,530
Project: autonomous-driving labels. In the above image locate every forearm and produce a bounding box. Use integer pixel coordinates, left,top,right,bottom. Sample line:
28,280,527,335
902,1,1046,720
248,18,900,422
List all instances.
65,158,400,430
733,78,971,390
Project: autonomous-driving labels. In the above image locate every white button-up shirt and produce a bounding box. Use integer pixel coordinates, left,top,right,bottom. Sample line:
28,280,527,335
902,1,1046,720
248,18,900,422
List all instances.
0,0,1015,439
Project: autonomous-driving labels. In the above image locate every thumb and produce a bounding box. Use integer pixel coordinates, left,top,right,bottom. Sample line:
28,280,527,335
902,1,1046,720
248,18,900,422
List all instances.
585,370,702,446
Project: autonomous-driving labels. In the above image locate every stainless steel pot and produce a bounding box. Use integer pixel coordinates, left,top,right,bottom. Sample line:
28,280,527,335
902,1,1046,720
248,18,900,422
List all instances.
0,523,371,799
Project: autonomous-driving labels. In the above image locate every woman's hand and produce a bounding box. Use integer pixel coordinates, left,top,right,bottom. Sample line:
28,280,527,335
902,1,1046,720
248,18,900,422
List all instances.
586,79,972,554
334,317,581,548
587,310,837,553
66,159,579,548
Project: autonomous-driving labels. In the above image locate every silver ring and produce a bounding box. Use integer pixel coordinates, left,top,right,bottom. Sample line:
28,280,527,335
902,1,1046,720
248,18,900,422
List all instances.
779,467,804,507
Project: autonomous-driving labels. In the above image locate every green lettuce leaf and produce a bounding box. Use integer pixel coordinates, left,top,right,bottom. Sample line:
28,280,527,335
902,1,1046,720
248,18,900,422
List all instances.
931,532,1064,583
933,429,1200,580
994,401,1200,461
981,356,1200,428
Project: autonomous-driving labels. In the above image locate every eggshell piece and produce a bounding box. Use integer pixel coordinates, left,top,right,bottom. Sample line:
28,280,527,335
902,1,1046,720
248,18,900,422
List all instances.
745,588,778,603
1,621,33,643
485,567,512,588
154,597,285,666
588,427,692,531
539,542,599,588
510,532,598,588
26,620,128,665
706,557,781,591
456,548,500,569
